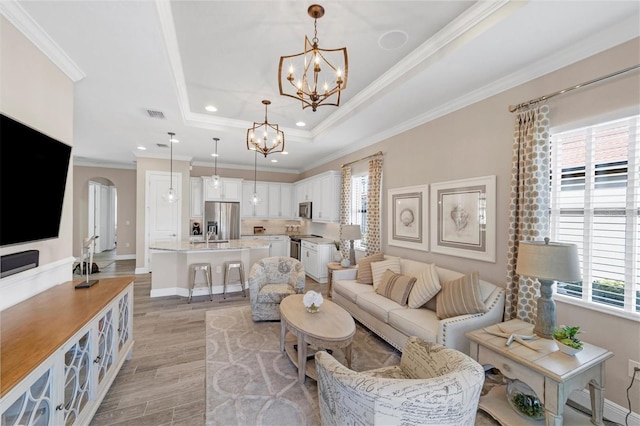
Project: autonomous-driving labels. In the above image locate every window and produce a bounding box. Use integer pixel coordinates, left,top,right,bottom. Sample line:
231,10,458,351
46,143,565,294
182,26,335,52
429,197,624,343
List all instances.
550,115,639,316
351,174,367,250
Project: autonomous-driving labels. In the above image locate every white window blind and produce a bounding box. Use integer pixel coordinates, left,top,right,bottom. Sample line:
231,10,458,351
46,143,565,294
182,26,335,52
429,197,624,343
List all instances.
550,115,639,316
351,174,367,250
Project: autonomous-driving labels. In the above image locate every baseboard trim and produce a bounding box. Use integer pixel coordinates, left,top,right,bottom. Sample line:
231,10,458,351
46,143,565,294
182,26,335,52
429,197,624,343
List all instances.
150,283,246,298
570,388,638,425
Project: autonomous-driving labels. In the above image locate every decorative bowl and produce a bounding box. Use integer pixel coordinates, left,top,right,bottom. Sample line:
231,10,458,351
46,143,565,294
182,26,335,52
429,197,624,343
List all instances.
555,339,583,356
506,379,545,421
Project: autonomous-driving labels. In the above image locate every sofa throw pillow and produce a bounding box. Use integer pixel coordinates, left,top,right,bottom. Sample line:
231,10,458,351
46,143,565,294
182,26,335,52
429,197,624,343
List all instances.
356,252,385,284
375,269,417,306
370,258,401,290
407,264,441,309
436,272,487,319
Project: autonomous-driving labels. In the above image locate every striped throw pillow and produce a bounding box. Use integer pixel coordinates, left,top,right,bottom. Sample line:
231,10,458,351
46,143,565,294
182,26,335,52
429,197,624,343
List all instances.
436,272,487,319
370,258,401,290
407,264,441,308
375,269,417,305
356,252,385,284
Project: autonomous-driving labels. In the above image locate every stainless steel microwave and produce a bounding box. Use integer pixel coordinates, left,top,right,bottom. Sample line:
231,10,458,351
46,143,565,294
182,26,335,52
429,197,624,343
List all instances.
299,202,312,219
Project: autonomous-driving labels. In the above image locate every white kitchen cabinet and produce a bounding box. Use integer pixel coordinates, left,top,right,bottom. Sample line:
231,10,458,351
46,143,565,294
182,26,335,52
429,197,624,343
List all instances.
269,235,289,257
241,235,289,257
241,181,268,218
268,183,294,218
203,177,242,202
301,240,334,283
0,279,134,426
312,171,341,223
190,177,203,218
295,180,313,204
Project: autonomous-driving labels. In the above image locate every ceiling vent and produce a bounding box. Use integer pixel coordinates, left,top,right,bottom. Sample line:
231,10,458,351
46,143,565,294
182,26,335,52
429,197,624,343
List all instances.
146,109,165,119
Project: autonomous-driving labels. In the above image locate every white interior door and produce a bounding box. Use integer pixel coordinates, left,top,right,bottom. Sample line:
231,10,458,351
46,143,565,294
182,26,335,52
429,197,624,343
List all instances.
99,185,109,252
145,171,181,271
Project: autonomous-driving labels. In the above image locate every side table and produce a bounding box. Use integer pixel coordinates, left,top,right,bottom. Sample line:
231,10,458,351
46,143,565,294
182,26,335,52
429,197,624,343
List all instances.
327,262,354,299
466,319,613,426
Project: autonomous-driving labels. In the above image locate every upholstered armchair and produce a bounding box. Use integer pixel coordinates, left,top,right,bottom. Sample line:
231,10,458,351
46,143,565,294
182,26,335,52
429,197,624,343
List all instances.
315,336,485,425
248,256,306,321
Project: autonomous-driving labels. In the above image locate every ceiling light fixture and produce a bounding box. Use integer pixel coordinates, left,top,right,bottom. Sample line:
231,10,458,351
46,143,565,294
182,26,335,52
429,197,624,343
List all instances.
278,4,348,112
164,132,179,203
247,100,285,157
211,137,221,189
250,149,262,205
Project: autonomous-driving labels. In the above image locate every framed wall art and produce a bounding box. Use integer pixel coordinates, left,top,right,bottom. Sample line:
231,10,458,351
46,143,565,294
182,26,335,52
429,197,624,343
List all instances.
430,175,496,262
387,185,428,251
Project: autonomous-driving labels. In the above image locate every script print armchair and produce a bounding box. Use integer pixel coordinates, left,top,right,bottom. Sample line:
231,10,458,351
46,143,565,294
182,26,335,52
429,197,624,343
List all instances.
315,336,485,425
248,256,306,321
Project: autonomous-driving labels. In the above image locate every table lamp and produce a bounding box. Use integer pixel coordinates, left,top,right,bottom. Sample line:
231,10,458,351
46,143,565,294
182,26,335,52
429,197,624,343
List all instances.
340,224,362,267
516,237,581,339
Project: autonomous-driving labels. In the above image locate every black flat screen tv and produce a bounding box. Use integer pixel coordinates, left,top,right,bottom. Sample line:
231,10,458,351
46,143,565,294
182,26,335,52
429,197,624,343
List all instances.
1,114,72,246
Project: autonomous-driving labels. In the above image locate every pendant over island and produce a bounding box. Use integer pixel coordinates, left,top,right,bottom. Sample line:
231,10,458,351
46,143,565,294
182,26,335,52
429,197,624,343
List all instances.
149,239,270,298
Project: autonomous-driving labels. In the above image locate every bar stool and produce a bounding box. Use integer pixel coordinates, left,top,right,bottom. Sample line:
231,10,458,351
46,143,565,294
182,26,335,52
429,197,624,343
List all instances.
223,260,246,299
188,263,213,303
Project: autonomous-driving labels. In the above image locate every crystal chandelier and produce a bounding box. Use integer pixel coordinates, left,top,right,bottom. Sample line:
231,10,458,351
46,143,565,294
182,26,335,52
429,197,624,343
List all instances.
246,100,285,157
211,137,220,188
278,4,348,111
163,132,179,203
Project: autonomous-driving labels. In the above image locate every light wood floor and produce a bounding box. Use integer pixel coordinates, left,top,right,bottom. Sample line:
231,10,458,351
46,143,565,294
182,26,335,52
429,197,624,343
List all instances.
89,258,325,426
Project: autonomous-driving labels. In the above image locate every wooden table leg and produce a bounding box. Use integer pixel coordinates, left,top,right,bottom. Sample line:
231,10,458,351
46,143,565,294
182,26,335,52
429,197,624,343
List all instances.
344,343,352,368
297,335,306,383
589,377,606,426
280,321,286,352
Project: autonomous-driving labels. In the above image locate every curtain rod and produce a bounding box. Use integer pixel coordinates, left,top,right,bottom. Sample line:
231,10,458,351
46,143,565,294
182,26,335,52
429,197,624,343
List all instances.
341,151,383,168
508,64,640,113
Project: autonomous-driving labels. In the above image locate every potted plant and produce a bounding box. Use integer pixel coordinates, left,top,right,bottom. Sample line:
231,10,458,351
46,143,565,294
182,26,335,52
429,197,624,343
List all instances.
553,325,583,355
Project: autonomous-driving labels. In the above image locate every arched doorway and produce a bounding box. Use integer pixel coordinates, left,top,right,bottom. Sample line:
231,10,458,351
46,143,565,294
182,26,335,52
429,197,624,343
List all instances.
88,177,117,258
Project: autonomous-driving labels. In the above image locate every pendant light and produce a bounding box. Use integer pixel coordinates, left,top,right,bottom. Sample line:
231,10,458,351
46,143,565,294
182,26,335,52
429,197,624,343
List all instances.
211,137,220,189
250,149,262,205
164,132,179,203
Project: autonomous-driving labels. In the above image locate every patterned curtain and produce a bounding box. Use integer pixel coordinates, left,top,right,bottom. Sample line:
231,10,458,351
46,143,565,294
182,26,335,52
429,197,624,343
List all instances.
505,104,550,323
366,157,383,255
339,166,352,259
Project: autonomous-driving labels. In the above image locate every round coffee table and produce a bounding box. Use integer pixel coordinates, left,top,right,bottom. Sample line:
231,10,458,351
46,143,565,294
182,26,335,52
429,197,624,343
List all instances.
280,294,356,383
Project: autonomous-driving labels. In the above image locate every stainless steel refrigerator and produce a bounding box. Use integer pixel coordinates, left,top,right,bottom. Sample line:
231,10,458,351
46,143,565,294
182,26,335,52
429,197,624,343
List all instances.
204,201,240,241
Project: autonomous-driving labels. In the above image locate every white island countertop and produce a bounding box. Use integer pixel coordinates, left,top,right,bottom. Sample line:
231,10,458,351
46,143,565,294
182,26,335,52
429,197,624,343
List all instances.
150,239,270,252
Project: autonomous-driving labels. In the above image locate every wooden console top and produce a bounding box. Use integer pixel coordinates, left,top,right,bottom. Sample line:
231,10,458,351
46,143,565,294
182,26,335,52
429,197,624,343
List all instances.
0,276,134,398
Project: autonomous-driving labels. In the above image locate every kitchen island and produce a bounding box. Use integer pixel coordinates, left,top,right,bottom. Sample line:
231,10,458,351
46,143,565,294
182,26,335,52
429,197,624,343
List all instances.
149,239,270,298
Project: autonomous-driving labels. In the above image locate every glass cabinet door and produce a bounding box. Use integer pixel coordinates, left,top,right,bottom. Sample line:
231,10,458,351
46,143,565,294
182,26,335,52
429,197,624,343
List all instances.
63,331,91,425
1,368,54,426
117,292,130,353
95,308,114,385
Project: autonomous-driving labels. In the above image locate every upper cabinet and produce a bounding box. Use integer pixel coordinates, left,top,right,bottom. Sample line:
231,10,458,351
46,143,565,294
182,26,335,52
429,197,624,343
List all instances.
203,177,242,202
190,177,203,218
242,181,294,219
294,171,340,223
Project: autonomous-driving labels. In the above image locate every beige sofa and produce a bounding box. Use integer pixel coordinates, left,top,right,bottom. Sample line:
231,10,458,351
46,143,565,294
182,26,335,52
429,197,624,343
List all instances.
331,256,505,355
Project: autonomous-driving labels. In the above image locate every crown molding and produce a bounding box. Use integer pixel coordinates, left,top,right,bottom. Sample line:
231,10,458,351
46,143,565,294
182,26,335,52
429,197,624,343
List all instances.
0,1,85,82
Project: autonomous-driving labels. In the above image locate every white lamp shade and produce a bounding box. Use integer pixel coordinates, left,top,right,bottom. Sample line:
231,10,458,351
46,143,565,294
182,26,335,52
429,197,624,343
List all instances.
516,239,581,282
340,224,361,240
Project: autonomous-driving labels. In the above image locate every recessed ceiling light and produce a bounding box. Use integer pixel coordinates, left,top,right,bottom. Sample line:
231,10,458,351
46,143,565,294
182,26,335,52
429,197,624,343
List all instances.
296,121,306,127
211,153,219,157
281,151,288,155
137,146,147,150
205,105,217,112
169,137,179,143
271,159,278,163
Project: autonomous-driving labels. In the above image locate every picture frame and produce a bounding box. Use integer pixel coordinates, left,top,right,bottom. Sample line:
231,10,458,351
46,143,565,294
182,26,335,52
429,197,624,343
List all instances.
430,175,496,262
387,185,428,251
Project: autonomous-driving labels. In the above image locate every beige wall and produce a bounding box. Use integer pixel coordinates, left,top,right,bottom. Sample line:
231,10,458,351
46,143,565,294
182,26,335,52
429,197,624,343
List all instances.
303,38,640,408
0,17,74,265
73,166,137,258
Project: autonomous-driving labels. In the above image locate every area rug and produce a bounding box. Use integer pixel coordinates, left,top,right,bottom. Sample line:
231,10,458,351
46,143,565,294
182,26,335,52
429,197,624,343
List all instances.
205,305,499,426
